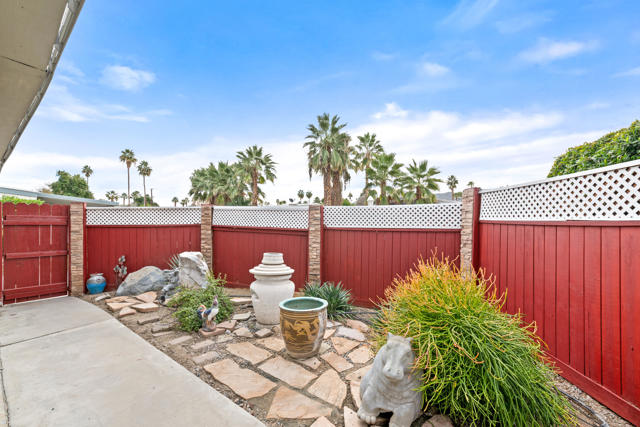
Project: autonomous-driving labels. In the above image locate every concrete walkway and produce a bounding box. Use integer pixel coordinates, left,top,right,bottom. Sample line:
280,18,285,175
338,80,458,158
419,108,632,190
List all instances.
0,297,263,427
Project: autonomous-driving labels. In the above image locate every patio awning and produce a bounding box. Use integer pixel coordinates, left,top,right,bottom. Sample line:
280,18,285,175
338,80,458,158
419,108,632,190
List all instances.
0,0,84,172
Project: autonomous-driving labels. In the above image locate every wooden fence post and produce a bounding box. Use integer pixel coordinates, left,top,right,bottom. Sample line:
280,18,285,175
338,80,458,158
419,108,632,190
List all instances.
69,202,86,296
307,205,322,284
460,188,480,272
201,204,213,270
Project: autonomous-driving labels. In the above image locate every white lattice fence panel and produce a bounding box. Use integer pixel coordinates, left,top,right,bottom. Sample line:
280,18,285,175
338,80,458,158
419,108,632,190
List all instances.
323,204,462,229
87,207,201,225
480,160,640,221
212,206,309,229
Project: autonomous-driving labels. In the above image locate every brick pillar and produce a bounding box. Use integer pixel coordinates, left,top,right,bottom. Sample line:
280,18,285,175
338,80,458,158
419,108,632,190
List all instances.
69,202,85,296
307,205,322,283
460,188,480,272
201,204,213,270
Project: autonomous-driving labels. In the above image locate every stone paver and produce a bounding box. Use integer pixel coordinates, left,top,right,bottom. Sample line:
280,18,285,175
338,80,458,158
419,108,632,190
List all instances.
307,369,347,407
299,357,321,370
347,346,372,364
255,328,273,338
168,335,192,346
233,312,251,321
94,294,110,302
226,342,271,365
326,320,341,328
132,302,159,313
151,323,172,333
321,352,353,372
231,297,252,305
152,331,172,337
423,415,454,427
345,319,369,333
217,319,237,330
323,328,335,339
350,381,361,409
343,406,367,427
335,326,366,342
217,335,233,343
234,327,253,338
257,336,285,352
107,302,135,311
205,359,276,399
191,339,215,351
310,416,336,427
200,328,225,337
258,356,317,389
266,386,331,419
345,365,372,382
118,306,136,318
135,291,157,303
105,296,131,303
192,351,220,365
137,314,160,325
319,341,331,354
331,336,359,355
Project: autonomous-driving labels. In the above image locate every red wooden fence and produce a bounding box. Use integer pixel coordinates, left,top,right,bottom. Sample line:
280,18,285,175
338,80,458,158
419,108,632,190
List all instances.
86,225,200,290
322,228,461,306
477,220,640,423
212,226,308,289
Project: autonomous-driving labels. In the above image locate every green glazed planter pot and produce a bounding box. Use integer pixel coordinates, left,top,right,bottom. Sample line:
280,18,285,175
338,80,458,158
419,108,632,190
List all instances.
279,296,328,359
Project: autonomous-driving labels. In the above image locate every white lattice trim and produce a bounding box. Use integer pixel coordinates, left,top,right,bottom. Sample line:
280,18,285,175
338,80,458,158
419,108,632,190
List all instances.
480,159,640,221
212,206,309,229
87,207,201,225
323,204,462,229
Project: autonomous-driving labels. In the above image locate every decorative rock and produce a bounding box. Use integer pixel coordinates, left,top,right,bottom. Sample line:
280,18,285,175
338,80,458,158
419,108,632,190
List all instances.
192,351,220,365
310,416,335,427
169,336,192,345
345,319,370,333
331,337,359,355
422,415,454,427
255,328,273,338
266,386,331,419
116,266,167,296
321,352,353,372
131,302,159,313
348,346,373,364
107,302,135,312
336,326,366,342
344,406,367,427
94,294,110,302
178,252,209,289
137,314,160,325
226,342,271,365
150,323,172,333
191,339,215,351
258,356,317,389
204,359,276,399
231,297,252,305
199,328,225,337
233,327,253,338
233,312,251,321
217,320,237,330
307,369,347,407
346,365,372,383
135,291,157,303
118,306,136,318
323,328,335,339
299,357,321,370
257,336,285,352
249,252,295,325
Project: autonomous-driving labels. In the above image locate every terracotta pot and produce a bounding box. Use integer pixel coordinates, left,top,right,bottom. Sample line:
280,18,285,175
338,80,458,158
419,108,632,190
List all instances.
279,296,328,359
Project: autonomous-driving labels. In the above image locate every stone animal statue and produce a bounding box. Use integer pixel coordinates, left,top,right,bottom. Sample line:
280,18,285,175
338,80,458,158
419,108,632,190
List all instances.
196,296,219,331
358,333,423,427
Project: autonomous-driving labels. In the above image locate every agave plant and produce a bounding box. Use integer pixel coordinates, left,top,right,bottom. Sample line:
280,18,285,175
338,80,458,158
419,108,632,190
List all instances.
303,281,354,319
167,254,180,270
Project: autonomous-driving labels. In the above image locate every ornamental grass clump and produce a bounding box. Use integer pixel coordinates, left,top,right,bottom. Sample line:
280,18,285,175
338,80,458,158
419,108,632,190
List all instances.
167,274,233,331
303,281,354,320
372,258,574,426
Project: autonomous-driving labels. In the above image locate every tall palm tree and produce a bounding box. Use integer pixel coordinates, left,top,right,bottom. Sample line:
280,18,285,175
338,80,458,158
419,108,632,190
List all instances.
181,197,189,207
81,165,93,187
305,191,312,203
355,133,384,197
105,190,117,202
367,153,404,204
189,162,249,205
447,175,459,201
297,189,304,203
304,113,352,205
172,197,179,207
467,181,475,188
120,192,127,206
236,145,277,205
399,160,442,204
137,160,152,206
119,149,137,206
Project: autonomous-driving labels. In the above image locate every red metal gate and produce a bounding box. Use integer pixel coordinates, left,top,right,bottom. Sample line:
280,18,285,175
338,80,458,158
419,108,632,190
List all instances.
1,203,69,304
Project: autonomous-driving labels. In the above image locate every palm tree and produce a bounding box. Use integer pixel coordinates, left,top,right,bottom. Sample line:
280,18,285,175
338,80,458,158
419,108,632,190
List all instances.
172,197,179,207
297,189,304,203
119,149,137,206
304,113,352,205
355,133,384,197
367,153,404,204
447,175,459,201
236,145,277,206
467,181,475,188
305,191,312,203
399,160,442,204
120,192,127,206
181,198,189,207
81,165,93,187
105,190,117,202
189,162,249,205
137,160,152,206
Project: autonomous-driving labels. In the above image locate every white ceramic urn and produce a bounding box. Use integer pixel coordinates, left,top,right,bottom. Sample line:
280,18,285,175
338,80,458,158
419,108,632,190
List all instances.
249,252,295,325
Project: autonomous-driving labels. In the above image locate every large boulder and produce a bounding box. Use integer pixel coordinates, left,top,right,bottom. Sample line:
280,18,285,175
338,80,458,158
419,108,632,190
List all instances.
116,266,166,296
178,252,209,289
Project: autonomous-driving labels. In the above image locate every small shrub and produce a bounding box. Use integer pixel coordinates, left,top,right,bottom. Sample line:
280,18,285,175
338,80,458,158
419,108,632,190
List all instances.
1,196,44,205
303,281,354,320
167,275,233,331
372,258,573,426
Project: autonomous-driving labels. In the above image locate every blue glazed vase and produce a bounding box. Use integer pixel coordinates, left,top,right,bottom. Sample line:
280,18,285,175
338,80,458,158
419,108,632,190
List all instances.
86,273,107,294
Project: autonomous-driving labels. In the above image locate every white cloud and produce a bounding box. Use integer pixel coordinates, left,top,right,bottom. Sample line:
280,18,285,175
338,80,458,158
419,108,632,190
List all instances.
442,0,499,30
519,39,598,64
100,65,156,91
613,66,640,77
420,62,450,77
495,12,552,34
371,51,395,61
372,103,408,119
585,102,610,110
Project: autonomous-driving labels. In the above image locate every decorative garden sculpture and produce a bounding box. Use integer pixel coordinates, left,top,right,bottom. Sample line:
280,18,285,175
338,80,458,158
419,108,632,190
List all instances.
249,252,295,325
196,296,219,331
358,333,423,427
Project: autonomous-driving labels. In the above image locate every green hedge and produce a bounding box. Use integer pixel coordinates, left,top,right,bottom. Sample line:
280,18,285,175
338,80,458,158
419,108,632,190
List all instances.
548,120,640,177
1,196,44,205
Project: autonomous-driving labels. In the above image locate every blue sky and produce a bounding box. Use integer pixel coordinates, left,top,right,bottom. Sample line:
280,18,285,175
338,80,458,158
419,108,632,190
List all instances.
3,0,640,205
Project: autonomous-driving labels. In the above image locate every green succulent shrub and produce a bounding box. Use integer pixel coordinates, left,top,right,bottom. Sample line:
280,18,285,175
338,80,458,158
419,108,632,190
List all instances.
372,258,573,426
303,281,354,320
548,119,640,177
1,196,44,205
167,275,233,331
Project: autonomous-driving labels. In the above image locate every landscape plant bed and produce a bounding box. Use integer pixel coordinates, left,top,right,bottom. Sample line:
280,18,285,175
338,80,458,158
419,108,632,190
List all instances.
80,291,630,427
